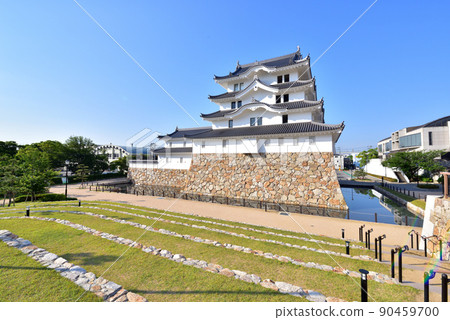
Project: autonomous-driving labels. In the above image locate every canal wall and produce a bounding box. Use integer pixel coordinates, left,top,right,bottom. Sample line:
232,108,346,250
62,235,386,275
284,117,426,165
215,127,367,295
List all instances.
373,186,425,217
424,196,450,259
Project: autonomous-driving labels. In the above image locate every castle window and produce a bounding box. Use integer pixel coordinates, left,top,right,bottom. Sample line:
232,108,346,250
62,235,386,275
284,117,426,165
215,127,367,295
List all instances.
239,83,244,90
429,132,433,146
276,95,281,103
202,141,205,148
279,138,284,145
234,83,239,91
283,94,289,102
293,138,298,146
277,75,282,84
183,141,186,147
223,140,227,148
228,120,233,128
250,117,256,126
231,101,236,109
284,74,290,82
282,114,288,124
180,157,183,163
257,117,262,126
237,100,242,108
169,142,172,147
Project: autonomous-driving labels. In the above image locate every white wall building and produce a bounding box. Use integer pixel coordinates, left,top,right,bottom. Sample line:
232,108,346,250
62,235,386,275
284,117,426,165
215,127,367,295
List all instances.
377,116,450,159
146,47,344,169
95,143,129,163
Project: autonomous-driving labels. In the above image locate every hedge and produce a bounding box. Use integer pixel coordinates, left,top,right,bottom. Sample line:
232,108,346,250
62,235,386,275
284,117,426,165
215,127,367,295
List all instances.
15,193,77,203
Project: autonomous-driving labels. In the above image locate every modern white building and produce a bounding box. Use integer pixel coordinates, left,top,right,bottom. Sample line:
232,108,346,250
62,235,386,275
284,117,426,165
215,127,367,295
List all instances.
377,116,450,159
95,143,130,163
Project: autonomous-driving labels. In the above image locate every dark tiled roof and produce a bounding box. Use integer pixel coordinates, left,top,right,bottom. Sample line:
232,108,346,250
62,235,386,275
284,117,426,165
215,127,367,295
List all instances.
158,126,211,139
187,122,344,139
209,79,314,101
214,50,306,80
153,147,193,154
201,99,323,119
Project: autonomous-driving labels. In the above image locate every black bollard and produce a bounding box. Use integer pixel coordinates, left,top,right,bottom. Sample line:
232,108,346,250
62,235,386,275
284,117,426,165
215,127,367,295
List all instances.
410,233,414,249
365,231,368,248
341,229,345,239
78,200,81,207
374,212,377,223
26,206,30,217
359,224,365,242
345,241,350,255
423,237,428,257
424,272,430,302
378,235,386,262
367,229,373,250
399,247,403,283
375,238,378,259
442,273,449,302
391,249,395,278
359,269,369,302
416,232,419,250
439,240,443,261
405,216,408,226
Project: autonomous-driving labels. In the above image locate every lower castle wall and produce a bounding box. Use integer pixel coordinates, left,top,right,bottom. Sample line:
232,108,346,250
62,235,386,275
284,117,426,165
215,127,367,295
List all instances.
128,152,348,210
429,197,450,259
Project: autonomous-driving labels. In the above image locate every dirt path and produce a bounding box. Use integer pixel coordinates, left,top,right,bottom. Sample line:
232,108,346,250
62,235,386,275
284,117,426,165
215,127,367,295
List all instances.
50,184,448,301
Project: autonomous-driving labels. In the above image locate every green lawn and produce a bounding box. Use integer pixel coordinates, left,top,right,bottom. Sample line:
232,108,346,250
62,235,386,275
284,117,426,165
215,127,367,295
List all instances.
0,218,303,302
379,187,426,210
0,241,102,302
0,202,423,302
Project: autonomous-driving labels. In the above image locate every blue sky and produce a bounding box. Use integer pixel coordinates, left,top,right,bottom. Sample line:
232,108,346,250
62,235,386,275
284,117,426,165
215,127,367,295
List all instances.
0,1,449,152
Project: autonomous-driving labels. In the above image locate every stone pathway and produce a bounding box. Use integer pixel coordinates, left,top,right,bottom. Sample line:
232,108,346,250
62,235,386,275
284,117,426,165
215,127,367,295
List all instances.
0,216,340,302
0,229,147,302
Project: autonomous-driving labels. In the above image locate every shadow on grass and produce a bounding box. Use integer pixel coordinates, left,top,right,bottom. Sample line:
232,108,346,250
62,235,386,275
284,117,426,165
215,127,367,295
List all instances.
132,289,294,296
61,252,118,266
0,265,48,271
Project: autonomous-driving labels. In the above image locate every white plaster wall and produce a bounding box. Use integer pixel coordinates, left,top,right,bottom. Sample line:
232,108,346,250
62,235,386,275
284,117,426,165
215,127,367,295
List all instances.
192,134,334,154
364,158,406,181
129,159,191,170
165,140,192,148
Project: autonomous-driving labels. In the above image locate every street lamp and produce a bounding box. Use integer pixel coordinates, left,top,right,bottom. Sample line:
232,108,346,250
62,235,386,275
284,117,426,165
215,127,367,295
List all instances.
64,160,69,199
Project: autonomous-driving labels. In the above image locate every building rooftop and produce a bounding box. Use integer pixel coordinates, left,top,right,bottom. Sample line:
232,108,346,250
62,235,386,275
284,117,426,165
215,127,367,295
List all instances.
158,126,212,139
153,147,193,154
214,49,306,81
201,99,323,119
208,78,314,101
186,121,344,139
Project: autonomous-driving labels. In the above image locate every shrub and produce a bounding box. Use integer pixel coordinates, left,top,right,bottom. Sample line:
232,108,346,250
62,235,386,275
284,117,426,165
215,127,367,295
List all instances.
353,169,367,180
15,193,77,203
417,184,439,189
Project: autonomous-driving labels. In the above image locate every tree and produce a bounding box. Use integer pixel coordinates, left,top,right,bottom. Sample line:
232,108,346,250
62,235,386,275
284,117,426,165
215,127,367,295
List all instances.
64,136,108,174
382,150,445,182
30,140,67,169
75,164,90,188
353,169,367,180
0,141,18,157
110,156,128,175
0,156,23,206
357,148,379,168
16,146,56,200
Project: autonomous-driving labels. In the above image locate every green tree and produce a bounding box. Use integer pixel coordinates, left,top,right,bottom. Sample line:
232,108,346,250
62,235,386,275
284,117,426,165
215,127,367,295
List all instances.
75,164,90,188
64,136,108,174
382,150,445,182
0,156,23,206
357,148,379,167
16,146,56,200
110,156,128,175
30,140,67,169
0,141,18,157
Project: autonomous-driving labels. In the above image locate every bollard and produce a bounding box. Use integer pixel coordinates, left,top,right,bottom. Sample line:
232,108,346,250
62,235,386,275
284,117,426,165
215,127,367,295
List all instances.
374,212,377,223
341,229,345,239
359,269,369,302
405,216,408,226
367,229,373,250
359,225,365,242
442,273,449,302
422,236,428,257
439,240,443,261
365,231,368,248
378,235,386,262
391,249,395,278
410,233,414,249
398,245,408,283
345,241,350,255
416,232,419,250
78,200,81,207
26,206,30,217
424,272,430,302
265,203,267,212
375,238,378,260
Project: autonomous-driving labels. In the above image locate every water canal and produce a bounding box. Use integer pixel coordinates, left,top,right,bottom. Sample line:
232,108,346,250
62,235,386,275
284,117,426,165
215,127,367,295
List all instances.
342,187,423,227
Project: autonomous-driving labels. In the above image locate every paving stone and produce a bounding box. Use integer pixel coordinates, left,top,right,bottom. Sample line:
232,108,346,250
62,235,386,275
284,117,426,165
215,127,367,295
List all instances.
42,253,58,262
306,291,327,302
70,266,87,274
260,279,279,291
126,292,147,302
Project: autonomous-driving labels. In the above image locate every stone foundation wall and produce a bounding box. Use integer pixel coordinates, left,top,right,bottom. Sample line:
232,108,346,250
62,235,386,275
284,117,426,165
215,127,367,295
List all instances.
128,167,187,195
184,153,347,210
430,197,450,259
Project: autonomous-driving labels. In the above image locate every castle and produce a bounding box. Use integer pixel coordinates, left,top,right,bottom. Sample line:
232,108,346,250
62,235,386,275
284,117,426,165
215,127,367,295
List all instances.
129,47,348,210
